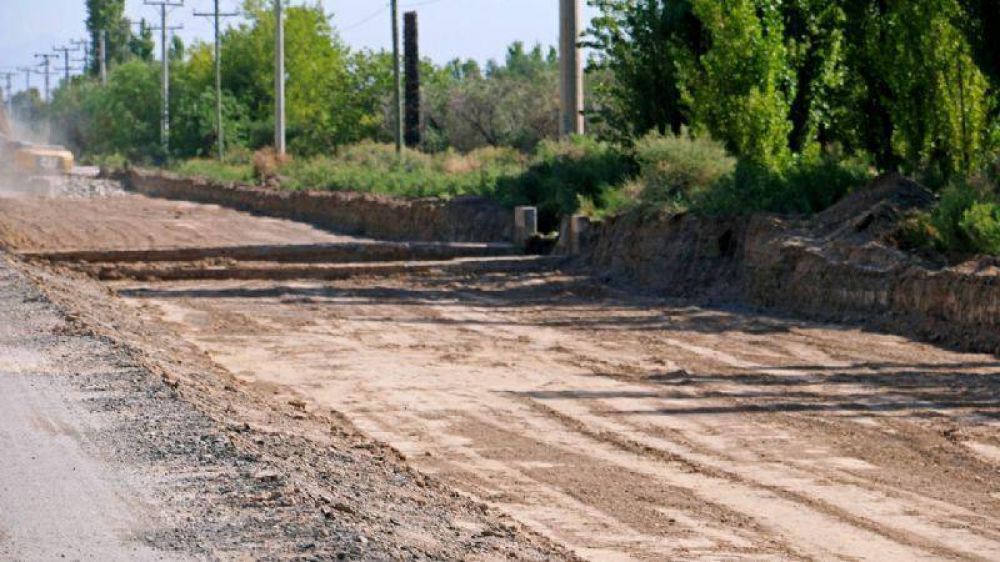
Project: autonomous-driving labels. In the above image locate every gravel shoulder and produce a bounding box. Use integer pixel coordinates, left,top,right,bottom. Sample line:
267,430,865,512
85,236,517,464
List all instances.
0,262,189,561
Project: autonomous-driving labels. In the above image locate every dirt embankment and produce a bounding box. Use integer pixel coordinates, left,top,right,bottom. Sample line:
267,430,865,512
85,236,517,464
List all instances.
123,169,514,243
586,174,1000,354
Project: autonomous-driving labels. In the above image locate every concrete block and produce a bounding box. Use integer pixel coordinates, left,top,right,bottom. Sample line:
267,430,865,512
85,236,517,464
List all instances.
570,215,591,255
514,206,538,246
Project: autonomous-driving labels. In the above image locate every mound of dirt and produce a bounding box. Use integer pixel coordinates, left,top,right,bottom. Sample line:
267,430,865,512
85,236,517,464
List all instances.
809,172,936,244
585,173,1000,354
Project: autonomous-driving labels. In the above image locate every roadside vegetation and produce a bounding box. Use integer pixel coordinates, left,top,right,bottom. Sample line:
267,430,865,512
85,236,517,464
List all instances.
15,0,1000,256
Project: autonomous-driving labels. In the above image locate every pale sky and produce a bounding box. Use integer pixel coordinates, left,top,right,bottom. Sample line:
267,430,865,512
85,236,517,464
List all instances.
0,1,599,94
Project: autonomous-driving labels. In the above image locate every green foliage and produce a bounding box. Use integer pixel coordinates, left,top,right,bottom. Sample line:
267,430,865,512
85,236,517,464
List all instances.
685,0,794,170
586,0,1000,185
424,42,561,153
49,60,162,161
174,159,254,183
904,179,1000,256
274,142,526,199
494,136,635,229
630,131,735,211
697,155,869,215
584,0,701,140
895,211,940,252
959,202,1000,254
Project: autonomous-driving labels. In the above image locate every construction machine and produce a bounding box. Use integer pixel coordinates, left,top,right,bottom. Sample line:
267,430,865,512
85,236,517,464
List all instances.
0,95,74,176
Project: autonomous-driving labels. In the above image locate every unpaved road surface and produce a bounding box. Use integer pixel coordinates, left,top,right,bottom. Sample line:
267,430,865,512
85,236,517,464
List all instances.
2,173,999,561
0,180,362,252
0,262,188,561
0,177,571,560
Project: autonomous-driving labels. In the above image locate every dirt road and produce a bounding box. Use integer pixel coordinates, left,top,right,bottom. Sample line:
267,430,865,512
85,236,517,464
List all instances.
2,174,999,560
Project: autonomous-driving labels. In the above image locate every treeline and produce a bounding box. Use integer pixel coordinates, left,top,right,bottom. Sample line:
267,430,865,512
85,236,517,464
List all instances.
28,0,561,162
14,0,1000,254
587,0,1000,185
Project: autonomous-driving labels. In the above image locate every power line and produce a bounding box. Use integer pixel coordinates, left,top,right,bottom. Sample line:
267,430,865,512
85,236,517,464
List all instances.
340,4,390,32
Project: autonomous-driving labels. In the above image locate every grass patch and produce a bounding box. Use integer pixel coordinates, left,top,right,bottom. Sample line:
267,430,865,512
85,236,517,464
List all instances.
279,142,526,199
173,159,254,183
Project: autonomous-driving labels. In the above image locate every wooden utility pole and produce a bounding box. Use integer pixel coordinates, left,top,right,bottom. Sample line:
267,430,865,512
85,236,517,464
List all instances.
1,72,14,115
559,0,584,136
33,54,57,102
195,0,239,160
53,45,80,86
70,39,90,74
403,11,420,148
145,0,184,157
275,0,286,155
16,67,35,92
391,0,403,154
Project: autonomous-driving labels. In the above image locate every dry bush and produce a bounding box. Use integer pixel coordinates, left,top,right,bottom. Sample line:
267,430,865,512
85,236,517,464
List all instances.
253,147,293,183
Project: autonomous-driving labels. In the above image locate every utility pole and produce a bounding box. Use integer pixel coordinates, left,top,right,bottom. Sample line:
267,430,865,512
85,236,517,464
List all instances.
559,0,584,137
1,72,14,114
145,0,184,158
391,0,403,155
71,39,90,74
34,53,58,102
274,0,286,155
15,67,37,124
195,0,239,161
53,45,80,87
99,30,108,85
16,67,35,92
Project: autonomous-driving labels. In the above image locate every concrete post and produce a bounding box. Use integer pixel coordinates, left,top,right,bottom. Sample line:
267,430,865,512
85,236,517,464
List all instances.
514,206,539,247
570,215,591,255
99,31,107,86
275,0,286,155
559,0,584,137
160,4,169,155
558,214,592,255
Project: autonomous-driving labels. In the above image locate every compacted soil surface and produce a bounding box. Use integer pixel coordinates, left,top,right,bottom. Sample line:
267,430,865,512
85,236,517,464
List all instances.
1,172,998,561
0,175,570,561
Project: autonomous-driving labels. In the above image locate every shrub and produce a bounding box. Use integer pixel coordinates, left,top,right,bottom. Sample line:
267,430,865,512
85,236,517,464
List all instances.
632,132,735,211
931,181,982,252
959,203,1000,255
253,147,293,183
694,154,870,216
278,143,525,198
494,136,635,230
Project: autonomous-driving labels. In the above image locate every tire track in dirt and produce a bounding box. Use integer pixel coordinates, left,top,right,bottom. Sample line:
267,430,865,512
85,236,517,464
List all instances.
518,394,997,561
123,278,990,559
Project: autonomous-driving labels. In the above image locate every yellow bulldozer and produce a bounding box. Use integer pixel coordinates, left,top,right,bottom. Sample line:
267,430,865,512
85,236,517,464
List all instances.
0,96,74,175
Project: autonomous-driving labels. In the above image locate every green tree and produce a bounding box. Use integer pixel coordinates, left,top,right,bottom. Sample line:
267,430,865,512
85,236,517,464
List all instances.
127,20,156,62
424,43,560,152
85,0,132,72
684,0,793,169
585,0,703,140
